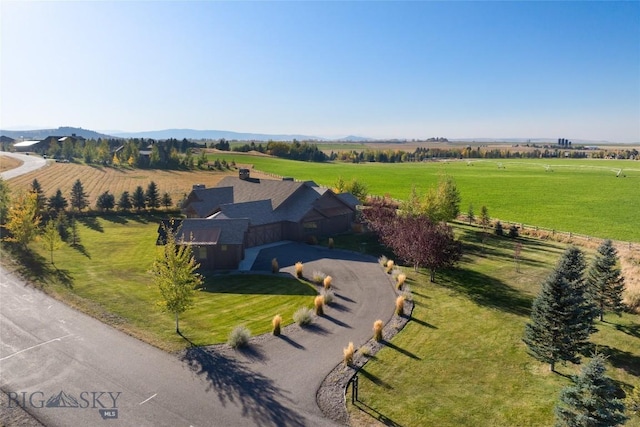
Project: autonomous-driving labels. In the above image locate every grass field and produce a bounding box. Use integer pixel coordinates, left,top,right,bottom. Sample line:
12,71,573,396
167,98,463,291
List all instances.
209,154,640,242
343,228,640,427
1,214,316,352
5,155,639,242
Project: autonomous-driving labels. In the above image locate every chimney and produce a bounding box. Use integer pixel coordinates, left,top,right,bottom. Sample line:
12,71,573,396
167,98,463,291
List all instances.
239,168,250,180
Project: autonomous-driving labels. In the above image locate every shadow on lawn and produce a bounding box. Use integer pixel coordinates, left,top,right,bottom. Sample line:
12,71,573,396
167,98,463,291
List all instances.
200,276,317,296
440,268,533,317
353,400,405,427
77,216,104,233
6,245,74,289
180,339,305,427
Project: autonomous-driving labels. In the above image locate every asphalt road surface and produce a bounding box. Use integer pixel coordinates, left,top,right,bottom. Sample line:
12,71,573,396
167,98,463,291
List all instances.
0,152,47,180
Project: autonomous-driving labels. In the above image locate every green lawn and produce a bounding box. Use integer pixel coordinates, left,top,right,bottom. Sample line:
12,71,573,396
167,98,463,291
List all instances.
210,154,640,242
345,227,640,427
3,214,316,352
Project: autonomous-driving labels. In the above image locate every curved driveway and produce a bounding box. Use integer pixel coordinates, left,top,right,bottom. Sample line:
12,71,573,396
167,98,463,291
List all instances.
1,206,395,425
0,152,48,180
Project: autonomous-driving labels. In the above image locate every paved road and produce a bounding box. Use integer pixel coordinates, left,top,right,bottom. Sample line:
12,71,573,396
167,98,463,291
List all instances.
1,244,395,426
0,152,47,180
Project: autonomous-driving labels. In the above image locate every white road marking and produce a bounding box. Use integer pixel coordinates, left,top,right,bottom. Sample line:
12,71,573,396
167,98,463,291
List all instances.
0,333,73,361
138,393,157,405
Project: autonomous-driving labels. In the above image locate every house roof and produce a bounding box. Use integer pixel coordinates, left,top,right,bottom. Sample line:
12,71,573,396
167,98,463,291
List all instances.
13,140,42,147
176,218,249,245
215,176,319,210
185,186,234,217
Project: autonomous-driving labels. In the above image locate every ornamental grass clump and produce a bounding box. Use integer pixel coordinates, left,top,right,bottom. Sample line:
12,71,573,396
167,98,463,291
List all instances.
378,255,388,267
328,237,334,249
321,288,335,305
396,273,407,290
312,270,326,285
373,319,384,342
386,260,395,274
228,325,251,348
295,261,304,278
323,275,333,289
395,295,405,316
343,342,355,366
272,314,282,336
271,258,279,274
314,295,325,315
293,307,314,326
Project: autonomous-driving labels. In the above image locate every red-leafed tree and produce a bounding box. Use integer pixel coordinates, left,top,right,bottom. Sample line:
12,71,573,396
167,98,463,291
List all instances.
362,196,462,282
389,215,462,281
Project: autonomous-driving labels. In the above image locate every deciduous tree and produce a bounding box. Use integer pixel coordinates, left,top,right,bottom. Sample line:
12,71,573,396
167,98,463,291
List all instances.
0,177,10,225
3,192,40,249
150,222,203,333
40,219,63,264
555,353,627,427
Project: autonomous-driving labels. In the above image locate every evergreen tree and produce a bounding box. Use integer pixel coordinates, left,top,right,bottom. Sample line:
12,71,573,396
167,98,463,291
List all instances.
0,177,10,225
559,246,598,336
118,191,132,211
467,203,475,225
48,189,69,214
523,249,594,371
587,240,626,321
132,186,146,212
95,191,115,211
161,192,173,209
145,181,160,209
30,179,47,214
555,353,628,427
70,179,89,211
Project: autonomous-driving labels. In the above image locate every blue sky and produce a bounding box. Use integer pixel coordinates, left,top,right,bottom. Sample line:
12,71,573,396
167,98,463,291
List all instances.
1,1,639,142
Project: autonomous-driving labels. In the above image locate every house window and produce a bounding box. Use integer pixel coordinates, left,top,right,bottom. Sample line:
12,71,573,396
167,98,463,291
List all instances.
303,221,318,231
195,246,207,260
221,245,227,252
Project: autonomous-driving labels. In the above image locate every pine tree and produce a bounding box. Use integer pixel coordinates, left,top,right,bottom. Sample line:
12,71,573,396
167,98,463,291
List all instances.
523,249,594,372
555,354,628,427
558,246,598,337
30,179,46,214
132,186,146,212
587,240,626,321
118,191,132,211
161,192,173,209
48,189,69,214
70,179,89,211
145,181,160,209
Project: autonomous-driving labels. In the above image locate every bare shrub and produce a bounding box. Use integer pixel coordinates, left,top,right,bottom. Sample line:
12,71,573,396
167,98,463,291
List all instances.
323,275,332,289
272,314,282,336
293,307,314,326
373,319,384,341
343,342,355,366
271,258,279,274
228,325,251,348
295,261,304,278
401,284,413,302
395,295,405,316
359,344,373,357
314,295,325,315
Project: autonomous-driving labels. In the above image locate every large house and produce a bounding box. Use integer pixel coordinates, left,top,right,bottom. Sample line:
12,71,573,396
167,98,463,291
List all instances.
159,169,360,270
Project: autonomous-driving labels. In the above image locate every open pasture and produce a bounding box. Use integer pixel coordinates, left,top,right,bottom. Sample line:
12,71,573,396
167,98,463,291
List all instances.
211,154,640,242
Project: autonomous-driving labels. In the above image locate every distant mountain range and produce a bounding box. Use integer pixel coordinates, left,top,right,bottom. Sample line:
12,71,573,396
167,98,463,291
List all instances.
0,127,114,141
110,128,327,141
